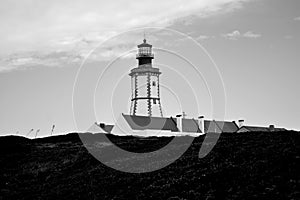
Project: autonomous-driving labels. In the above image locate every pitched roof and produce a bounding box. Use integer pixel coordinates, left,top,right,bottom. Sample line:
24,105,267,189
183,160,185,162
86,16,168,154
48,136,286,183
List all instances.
90,123,114,133
238,126,287,133
102,125,114,133
87,123,107,134
204,120,239,133
122,114,178,132
182,118,202,133
122,114,204,133
238,126,270,132
274,128,287,132
215,121,239,133
204,120,222,133
137,39,152,48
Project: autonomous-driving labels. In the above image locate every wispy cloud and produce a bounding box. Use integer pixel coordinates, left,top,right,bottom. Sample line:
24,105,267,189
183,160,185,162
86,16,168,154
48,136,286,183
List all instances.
223,30,242,40
0,38,139,72
243,31,262,39
284,35,293,40
0,0,253,72
196,35,213,41
294,16,300,21
0,51,84,72
222,30,262,40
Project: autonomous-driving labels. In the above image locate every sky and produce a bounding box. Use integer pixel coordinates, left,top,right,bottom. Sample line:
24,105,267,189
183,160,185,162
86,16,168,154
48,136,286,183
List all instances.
0,0,299,137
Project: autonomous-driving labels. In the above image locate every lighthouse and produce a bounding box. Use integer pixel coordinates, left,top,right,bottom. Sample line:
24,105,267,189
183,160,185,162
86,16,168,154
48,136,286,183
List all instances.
129,38,163,117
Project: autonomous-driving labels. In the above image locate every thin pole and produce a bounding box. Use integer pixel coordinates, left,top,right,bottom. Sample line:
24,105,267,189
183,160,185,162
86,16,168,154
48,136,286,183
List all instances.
51,125,55,136
26,129,34,137
35,129,40,139
130,76,133,115
133,75,138,115
157,75,163,117
147,73,152,116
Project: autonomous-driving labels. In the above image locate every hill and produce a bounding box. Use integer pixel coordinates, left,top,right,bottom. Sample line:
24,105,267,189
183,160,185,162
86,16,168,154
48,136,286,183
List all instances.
0,131,299,199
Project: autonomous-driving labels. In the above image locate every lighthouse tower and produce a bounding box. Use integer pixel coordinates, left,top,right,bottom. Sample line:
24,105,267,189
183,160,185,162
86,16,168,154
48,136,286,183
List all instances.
129,38,163,117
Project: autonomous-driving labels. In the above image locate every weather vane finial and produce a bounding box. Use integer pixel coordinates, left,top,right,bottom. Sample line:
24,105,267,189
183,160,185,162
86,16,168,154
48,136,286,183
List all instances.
143,30,146,43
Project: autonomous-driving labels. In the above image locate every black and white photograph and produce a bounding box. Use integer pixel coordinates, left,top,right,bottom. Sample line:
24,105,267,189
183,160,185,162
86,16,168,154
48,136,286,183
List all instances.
0,0,299,199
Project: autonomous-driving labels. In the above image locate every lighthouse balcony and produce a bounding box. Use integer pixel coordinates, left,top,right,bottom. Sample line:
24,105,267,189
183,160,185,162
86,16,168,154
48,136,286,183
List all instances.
129,66,161,76
136,53,154,58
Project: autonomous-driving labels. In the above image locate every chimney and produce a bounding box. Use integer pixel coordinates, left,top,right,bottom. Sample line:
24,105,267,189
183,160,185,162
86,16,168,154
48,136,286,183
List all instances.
238,119,245,128
232,121,238,128
198,116,205,133
176,114,183,132
182,111,187,119
269,125,275,132
99,123,105,128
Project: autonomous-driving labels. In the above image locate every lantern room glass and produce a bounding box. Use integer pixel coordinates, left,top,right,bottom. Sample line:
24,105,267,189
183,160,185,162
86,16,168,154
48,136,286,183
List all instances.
139,47,151,55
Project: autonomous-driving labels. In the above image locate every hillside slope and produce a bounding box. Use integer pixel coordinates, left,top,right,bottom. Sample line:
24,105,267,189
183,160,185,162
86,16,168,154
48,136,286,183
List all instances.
0,131,299,200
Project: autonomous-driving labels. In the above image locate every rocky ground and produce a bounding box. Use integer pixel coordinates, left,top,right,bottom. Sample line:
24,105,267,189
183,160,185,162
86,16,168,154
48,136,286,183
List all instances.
0,131,299,200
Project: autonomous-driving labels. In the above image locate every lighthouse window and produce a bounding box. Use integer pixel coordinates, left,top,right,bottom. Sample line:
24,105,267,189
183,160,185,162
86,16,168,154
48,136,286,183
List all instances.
139,47,151,55
152,81,156,86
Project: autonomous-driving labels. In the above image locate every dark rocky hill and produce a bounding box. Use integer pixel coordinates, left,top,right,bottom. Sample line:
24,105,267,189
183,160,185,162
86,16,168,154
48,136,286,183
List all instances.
0,131,299,200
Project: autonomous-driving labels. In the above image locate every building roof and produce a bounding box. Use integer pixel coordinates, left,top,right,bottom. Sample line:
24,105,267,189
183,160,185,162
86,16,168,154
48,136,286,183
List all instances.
204,120,222,133
274,128,287,132
137,39,152,48
122,114,204,133
182,118,202,133
238,126,270,132
87,123,108,134
102,125,114,133
238,126,287,133
120,115,287,134
123,114,178,132
86,122,114,134
129,65,161,76
215,121,239,133
204,120,239,133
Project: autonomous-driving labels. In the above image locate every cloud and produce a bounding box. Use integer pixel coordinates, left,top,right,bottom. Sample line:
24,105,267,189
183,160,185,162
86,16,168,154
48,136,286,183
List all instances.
0,51,84,72
284,35,293,40
222,30,261,40
294,16,300,21
0,32,142,72
196,35,212,41
223,30,242,40
0,0,253,72
243,31,262,39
